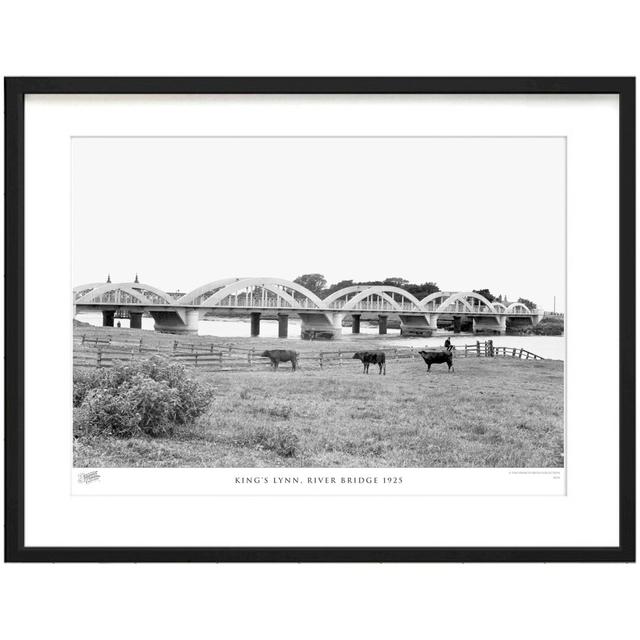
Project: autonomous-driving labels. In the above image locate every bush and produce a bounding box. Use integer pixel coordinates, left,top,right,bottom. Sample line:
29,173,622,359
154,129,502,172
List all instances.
73,356,213,438
73,369,101,408
530,317,564,336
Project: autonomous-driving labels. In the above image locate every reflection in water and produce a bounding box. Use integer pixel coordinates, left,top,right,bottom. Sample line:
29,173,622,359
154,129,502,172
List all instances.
75,313,565,361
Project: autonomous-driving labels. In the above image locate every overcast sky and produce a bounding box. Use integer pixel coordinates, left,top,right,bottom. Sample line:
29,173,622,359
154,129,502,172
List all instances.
72,137,565,311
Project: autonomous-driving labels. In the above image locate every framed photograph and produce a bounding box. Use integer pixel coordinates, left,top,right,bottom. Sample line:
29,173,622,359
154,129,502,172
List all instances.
5,77,635,562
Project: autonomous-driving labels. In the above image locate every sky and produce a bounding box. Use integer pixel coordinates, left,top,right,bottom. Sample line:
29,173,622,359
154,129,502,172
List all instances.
72,137,565,311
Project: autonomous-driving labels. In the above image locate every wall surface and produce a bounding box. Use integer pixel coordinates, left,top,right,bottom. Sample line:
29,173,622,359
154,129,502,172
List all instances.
1,2,638,639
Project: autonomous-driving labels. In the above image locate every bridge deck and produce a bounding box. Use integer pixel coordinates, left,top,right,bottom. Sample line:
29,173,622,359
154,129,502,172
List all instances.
74,302,537,316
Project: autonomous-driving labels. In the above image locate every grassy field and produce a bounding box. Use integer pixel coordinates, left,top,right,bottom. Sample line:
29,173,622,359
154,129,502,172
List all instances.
74,354,564,468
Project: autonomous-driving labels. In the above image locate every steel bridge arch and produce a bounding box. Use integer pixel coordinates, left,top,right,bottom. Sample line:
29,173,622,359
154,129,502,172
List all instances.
436,291,498,314
191,277,324,309
176,278,243,306
505,301,531,314
323,285,423,311
74,282,175,305
420,291,454,310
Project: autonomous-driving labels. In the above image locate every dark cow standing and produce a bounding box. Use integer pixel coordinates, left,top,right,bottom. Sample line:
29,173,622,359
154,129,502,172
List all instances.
419,349,454,373
352,351,386,375
260,349,299,371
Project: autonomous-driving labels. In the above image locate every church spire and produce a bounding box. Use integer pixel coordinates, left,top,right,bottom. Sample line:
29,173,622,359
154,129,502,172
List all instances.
134,273,139,284
106,273,111,283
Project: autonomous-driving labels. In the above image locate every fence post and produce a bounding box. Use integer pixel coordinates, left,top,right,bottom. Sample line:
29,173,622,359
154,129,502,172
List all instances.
339,351,342,367
319,352,324,369
81,334,86,345
519,348,523,359
476,341,481,357
219,351,223,367
97,350,102,368
464,344,468,358
194,353,198,367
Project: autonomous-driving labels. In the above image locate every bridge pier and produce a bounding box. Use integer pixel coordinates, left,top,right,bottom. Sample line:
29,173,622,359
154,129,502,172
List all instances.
453,316,462,333
472,316,506,335
506,316,532,332
129,311,143,329
351,314,361,334
399,314,434,336
250,312,261,337
102,310,115,327
299,312,344,340
151,309,200,335
378,314,388,335
277,313,288,338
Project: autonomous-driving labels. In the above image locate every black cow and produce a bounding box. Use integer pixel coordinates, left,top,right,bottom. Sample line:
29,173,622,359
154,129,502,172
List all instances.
419,349,454,373
260,349,299,371
352,351,386,375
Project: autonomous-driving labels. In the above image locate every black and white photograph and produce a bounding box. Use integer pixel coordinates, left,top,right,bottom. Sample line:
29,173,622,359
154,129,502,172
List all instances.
72,136,565,472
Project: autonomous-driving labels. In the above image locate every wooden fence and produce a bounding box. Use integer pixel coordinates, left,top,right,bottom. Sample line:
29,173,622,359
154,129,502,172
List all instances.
73,335,544,371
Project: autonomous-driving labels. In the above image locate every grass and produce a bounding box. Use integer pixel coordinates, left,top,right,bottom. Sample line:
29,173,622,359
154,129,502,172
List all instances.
74,355,564,468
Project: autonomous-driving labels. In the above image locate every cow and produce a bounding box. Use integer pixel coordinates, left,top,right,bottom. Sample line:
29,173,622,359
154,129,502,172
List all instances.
260,349,299,371
418,349,454,373
352,351,386,375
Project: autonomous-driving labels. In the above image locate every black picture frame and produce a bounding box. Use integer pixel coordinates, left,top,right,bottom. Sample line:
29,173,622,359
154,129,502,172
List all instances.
4,77,635,563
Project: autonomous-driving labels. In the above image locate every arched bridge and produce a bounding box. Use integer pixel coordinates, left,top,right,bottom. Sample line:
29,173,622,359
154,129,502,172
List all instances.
74,277,544,339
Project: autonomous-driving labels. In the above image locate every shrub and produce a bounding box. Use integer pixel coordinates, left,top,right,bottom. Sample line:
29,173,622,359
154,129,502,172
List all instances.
530,317,564,336
73,369,101,407
73,405,94,438
73,356,213,438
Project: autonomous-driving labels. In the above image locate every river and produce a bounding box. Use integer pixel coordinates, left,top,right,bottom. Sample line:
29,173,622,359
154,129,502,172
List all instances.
75,313,565,361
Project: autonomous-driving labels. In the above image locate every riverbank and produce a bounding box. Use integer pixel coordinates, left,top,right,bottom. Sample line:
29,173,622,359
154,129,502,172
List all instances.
74,322,564,360
74,352,564,469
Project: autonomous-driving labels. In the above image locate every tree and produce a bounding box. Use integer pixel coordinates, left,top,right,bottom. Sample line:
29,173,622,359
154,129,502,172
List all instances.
518,297,537,310
325,279,355,295
383,277,409,287
293,273,327,296
473,288,496,302
405,281,440,298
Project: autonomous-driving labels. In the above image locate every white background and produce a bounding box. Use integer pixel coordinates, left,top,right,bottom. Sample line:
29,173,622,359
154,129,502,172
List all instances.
1,2,638,639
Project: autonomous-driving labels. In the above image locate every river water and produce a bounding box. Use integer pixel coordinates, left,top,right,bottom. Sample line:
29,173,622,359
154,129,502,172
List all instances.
75,313,565,361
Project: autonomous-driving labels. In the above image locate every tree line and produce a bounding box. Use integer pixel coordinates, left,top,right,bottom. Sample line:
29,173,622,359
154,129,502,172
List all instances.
293,274,536,309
